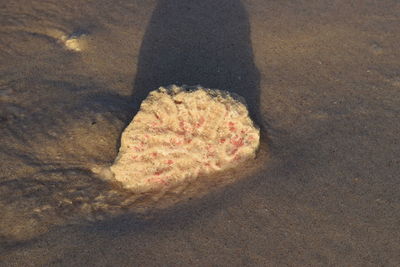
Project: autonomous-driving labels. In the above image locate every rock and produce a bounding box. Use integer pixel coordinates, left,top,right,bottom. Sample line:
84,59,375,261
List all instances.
109,85,260,192
61,30,90,52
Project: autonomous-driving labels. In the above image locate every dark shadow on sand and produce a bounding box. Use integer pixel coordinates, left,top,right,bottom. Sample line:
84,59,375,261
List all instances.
133,0,261,125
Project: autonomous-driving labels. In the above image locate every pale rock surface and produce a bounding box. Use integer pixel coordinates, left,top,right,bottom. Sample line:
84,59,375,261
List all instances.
110,85,260,192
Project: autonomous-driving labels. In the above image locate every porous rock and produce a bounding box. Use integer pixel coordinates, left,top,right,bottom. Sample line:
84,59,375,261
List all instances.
110,85,260,192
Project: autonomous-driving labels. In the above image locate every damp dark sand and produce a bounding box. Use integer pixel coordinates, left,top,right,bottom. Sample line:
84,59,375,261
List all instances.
1,0,399,266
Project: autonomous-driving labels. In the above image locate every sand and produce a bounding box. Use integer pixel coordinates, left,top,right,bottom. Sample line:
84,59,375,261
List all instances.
1,0,399,266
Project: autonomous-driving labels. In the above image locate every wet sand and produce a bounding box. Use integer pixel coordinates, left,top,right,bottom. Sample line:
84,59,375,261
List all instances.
1,0,399,266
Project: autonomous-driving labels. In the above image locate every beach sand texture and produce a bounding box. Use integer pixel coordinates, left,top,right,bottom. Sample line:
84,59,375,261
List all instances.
1,0,399,266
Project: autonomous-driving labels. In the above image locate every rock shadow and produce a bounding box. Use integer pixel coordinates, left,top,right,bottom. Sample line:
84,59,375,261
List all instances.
133,0,261,125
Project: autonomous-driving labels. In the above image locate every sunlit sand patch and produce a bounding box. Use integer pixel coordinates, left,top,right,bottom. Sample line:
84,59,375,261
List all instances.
95,85,261,200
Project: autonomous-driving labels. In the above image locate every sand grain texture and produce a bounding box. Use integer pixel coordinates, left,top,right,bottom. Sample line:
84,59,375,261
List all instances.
0,0,399,266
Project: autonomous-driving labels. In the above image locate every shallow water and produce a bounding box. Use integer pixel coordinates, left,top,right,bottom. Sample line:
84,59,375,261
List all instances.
1,0,400,265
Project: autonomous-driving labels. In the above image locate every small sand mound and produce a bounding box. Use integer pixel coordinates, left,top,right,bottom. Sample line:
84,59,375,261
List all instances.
109,85,260,192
